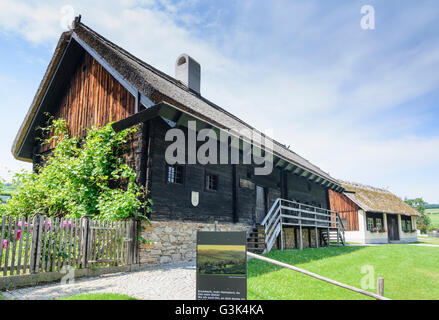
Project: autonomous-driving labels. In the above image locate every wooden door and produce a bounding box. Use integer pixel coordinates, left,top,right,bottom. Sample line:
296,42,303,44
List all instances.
255,186,267,224
387,215,400,241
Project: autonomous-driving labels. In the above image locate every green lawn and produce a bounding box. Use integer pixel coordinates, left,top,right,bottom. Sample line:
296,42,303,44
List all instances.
417,236,439,245
247,245,439,300
426,211,439,229
59,293,137,300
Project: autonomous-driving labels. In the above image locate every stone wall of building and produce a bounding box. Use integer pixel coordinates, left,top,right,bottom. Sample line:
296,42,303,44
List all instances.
139,220,250,266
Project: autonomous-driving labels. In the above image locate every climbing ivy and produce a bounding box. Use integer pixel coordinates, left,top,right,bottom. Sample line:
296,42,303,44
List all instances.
0,119,151,220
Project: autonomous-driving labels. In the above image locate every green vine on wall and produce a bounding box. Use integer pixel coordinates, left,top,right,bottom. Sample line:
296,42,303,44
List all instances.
1,118,152,221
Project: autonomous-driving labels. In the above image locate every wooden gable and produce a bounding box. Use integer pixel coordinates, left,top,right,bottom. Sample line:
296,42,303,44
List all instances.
39,51,136,153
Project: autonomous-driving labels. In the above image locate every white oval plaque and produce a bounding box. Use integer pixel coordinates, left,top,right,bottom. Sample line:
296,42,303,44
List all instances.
191,191,199,207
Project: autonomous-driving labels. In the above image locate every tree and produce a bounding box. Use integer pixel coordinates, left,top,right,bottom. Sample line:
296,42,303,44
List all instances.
405,197,431,233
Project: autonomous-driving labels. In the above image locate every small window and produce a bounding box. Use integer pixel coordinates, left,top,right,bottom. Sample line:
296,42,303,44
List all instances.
367,217,374,231
366,213,384,231
206,173,218,191
401,216,412,232
167,165,184,184
376,218,382,230
401,219,407,232
246,167,252,179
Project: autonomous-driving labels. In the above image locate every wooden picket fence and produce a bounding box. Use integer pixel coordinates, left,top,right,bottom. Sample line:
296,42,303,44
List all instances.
0,214,139,277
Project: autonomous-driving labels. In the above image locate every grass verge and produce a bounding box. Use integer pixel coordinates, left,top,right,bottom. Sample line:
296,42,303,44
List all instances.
247,245,439,300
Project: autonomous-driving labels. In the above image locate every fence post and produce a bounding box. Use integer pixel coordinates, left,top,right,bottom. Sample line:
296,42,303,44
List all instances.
135,217,141,264
128,217,138,265
29,214,42,274
80,216,91,269
377,277,384,297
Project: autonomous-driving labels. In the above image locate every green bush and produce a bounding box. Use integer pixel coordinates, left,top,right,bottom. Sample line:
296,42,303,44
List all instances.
405,197,430,233
0,119,151,220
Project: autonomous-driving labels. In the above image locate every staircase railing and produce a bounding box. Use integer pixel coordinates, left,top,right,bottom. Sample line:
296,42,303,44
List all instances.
260,198,282,253
259,198,345,253
335,211,346,245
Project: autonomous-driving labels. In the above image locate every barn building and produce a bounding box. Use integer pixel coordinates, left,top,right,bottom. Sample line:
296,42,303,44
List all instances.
329,181,420,244
12,17,347,266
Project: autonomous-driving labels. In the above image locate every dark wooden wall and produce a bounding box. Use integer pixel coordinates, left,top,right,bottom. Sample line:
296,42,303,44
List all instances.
328,190,359,231
39,51,136,152
146,117,331,224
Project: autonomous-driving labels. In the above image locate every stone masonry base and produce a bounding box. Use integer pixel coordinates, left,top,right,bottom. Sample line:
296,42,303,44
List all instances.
139,220,250,266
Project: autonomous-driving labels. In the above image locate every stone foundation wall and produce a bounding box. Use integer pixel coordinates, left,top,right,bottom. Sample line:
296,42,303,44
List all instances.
139,220,250,266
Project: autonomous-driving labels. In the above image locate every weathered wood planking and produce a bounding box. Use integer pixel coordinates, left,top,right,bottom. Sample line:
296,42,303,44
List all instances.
22,216,32,274
328,190,360,231
16,216,25,275
3,216,12,276
39,52,136,153
10,216,19,275
0,215,138,276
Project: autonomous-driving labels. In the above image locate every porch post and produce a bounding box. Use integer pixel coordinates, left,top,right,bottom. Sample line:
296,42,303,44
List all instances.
315,226,319,248
299,204,303,250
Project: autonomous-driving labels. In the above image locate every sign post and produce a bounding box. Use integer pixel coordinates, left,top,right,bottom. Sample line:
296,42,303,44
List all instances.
196,231,247,300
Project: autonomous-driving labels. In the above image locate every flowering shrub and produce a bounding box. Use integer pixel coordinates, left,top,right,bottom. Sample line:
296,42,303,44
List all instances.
0,119,152,220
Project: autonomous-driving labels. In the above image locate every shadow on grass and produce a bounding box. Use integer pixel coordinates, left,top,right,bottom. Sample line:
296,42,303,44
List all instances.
248,246,366,278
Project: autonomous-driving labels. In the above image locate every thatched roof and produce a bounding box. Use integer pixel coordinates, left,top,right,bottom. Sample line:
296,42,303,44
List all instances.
11,19,343,190
341,181,421,216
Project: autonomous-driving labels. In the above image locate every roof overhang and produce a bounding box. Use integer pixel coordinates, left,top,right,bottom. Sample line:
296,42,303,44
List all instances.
12,31,73,162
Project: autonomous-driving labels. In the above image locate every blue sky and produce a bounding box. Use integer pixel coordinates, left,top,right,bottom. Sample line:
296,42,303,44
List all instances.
0,0,438,202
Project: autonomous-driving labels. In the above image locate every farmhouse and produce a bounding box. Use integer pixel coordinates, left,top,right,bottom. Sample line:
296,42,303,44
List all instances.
329,181,420,244
12,17,347,266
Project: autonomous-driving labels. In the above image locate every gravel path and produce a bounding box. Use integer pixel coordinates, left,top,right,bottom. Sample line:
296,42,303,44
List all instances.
1,261,196,300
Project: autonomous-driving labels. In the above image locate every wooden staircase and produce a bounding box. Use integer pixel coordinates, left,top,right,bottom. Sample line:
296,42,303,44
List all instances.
246,198,346,254
320,229,345,246
246,225,266,254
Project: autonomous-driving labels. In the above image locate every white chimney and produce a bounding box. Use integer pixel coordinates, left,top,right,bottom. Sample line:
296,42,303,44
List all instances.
175,54,201,95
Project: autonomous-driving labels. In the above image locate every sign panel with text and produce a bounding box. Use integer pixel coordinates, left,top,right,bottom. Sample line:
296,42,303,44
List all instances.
196,231,247,300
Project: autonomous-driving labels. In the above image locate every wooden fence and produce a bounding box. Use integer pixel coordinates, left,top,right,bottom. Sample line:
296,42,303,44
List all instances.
0,215,139,277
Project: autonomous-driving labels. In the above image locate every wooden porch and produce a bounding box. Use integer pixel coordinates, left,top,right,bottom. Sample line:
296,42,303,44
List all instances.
247,198,345,253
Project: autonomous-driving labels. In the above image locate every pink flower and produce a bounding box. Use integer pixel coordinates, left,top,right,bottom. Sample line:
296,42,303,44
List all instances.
63,221,72,227
2,239,7,250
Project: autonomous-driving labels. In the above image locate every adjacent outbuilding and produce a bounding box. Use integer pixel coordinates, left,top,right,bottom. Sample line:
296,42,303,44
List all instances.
329,181,420,244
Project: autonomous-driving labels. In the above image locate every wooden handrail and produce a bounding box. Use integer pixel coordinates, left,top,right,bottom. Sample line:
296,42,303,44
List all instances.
261,198,280,226
247,252,391,300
